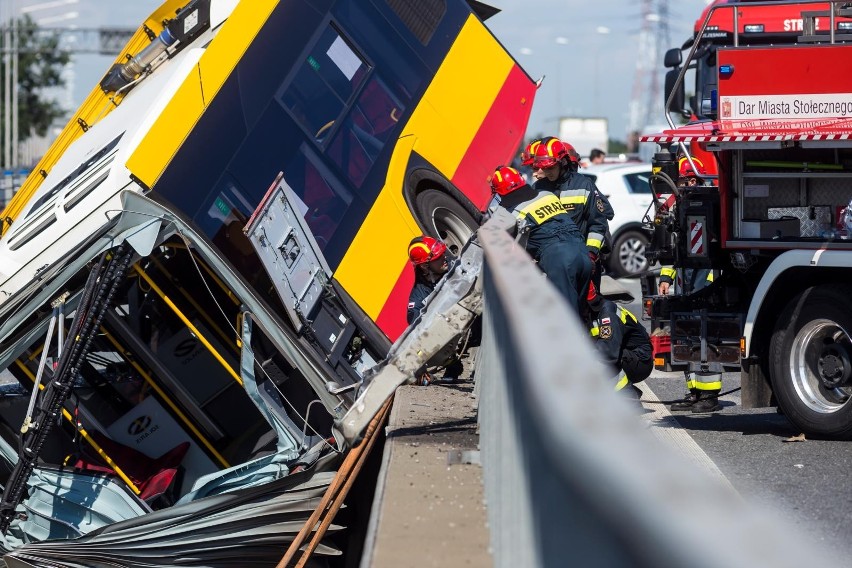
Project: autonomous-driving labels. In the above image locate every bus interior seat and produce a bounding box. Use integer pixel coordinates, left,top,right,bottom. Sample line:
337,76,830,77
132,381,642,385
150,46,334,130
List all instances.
71,431,189,506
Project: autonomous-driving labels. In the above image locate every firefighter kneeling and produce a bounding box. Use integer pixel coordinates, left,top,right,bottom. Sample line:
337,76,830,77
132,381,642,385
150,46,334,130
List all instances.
585,282,653,398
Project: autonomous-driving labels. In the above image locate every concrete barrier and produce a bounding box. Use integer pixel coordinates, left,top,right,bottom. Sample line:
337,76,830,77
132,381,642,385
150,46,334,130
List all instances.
474,220,833,568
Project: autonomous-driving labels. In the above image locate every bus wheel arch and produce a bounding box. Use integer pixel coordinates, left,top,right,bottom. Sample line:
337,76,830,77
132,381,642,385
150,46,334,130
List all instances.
769,283,852,439
406,169,481,257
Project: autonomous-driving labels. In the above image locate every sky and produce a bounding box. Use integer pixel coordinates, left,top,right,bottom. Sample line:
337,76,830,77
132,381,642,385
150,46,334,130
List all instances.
28,0,711,143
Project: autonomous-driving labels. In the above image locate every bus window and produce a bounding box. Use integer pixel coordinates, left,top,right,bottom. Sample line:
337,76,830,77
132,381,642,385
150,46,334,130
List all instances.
283,145,353,250
383,0,447,46
279,26,367,144
327,75,405,188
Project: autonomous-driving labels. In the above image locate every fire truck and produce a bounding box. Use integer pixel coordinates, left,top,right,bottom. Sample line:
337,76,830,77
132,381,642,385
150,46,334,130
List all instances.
643,0,852,438
662,0,852,176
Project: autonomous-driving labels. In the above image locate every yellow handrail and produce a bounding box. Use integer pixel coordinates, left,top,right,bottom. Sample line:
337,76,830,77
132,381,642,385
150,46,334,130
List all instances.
132,264,243,387
13,360,142,494
99,328,230,468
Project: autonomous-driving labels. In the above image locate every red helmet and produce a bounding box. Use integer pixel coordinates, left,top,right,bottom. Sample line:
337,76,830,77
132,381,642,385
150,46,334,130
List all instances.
490,165,526,196
521,139,543,166
532,138,571,169
561,140,580,164
408,236,447,265
521,136,556,166
678,156,707,177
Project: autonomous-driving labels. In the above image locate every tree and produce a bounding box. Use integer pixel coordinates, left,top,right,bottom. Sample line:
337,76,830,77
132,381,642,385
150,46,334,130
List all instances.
0,15,70,161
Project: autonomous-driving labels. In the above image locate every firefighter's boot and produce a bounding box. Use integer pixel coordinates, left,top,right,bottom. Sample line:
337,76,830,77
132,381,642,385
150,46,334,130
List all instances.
670,389,699,411
691,390,722,414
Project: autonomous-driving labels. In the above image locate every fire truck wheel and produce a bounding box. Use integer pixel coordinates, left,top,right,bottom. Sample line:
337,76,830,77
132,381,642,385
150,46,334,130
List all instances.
770,284,852,439
414,189,478,257
607,229,649,278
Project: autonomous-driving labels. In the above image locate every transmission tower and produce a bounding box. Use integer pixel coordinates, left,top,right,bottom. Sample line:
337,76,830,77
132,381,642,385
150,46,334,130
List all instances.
627,0,670,144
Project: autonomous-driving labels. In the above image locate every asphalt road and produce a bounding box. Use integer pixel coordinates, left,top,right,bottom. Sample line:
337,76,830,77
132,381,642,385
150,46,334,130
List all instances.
618,277,852,565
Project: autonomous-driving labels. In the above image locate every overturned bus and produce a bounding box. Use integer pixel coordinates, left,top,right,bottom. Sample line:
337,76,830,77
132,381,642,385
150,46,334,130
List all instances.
0,0,535,565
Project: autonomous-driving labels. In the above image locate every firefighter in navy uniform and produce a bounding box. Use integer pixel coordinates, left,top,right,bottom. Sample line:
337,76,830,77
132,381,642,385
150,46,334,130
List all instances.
586,282,653,397
488,165,592,315
531,138,614,290
407,236,451,324
406,235,463,384
658,156,723,413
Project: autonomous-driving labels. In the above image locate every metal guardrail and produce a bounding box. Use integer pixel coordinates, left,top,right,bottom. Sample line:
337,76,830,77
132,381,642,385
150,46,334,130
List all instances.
474,221,833,568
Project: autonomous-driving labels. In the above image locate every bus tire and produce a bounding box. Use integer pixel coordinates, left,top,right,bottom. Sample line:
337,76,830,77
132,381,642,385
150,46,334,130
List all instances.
414,189,478,256
769,284,852,439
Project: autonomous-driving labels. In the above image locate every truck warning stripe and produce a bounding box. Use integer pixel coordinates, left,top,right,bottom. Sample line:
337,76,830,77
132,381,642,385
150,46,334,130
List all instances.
690,220,704,255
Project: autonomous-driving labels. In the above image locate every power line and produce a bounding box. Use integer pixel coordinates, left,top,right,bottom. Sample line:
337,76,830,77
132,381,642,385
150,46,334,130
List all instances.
0,26,135,55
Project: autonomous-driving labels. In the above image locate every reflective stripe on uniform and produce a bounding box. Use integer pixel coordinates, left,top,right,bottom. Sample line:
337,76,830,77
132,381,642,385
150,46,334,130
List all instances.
586,235,603,250
660,267,677,279
618,305,638,324
614,370,629,391
686,372,722,391
559,194,587,209
512,192,567,225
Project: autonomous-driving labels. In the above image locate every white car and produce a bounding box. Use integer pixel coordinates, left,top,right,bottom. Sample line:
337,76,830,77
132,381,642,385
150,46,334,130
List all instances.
578,162,655,278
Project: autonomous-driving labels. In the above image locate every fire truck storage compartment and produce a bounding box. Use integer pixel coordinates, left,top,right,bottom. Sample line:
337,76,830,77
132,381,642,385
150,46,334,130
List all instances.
670,311,743,365
733,148,852,240
678,188,719,268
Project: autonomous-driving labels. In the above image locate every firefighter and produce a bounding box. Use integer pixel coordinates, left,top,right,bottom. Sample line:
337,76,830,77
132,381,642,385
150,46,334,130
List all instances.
531,138,614,290
488,165,592,315
586,282,653,398
407,235,451,324
407,236,463,384
657,155,723,413
658,266,714,295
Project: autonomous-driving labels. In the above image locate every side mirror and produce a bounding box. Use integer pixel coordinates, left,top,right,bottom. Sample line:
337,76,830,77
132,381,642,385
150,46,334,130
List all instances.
664,68,685,115
663,47,682,69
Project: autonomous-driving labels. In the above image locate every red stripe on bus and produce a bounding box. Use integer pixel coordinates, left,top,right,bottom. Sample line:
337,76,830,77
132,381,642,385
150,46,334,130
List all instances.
451,64,536,210
375,263,415,341
374,65,536,341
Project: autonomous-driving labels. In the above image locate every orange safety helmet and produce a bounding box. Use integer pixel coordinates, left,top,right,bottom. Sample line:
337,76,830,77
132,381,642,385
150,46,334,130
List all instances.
532,137,572,169
678,156,707,177
408,236,447,265
490,165,526,196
